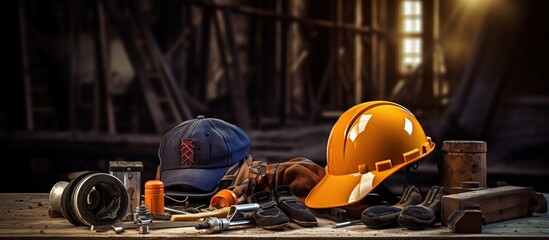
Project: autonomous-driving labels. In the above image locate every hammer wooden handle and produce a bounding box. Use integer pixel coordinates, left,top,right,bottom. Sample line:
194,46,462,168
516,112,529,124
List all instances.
170,207,230,221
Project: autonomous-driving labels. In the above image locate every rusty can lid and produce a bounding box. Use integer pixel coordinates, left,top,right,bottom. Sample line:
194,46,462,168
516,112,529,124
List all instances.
442,140,487,153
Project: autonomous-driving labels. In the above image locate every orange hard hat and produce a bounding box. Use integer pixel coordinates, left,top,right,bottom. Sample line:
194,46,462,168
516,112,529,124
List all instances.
305,101,434,209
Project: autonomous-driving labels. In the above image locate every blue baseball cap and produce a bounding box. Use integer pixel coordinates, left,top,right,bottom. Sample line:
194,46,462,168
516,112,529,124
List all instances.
158,115,250,196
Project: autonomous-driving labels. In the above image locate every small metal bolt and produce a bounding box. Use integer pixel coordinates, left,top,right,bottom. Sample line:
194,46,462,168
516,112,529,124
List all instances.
133,203,151,223
139,224,149,234
112,226,124,234
137,216,152,234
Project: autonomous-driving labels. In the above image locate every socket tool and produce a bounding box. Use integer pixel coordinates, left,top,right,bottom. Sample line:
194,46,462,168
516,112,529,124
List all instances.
195,217,254,234
194,203,259,234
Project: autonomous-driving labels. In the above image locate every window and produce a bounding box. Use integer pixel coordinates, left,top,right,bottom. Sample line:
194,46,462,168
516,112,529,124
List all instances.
401,0,422,73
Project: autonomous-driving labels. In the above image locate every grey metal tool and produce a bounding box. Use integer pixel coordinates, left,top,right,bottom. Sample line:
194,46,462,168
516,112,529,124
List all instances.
90,225,124,233
164,206,187,214
227,203,259,221
333,220,362,228
192,203,259,234
111,226,124,233
137,216,152,234
91,220,202,233
91,224,125,233
131,202,170,220
195,217,255,234
133,204,151,223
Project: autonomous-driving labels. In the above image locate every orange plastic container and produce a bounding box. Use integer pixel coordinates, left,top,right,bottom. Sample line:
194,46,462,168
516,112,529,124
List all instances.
144,180,164,214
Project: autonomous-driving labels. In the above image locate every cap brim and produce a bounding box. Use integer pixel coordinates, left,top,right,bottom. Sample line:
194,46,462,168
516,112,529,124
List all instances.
161,166,228,193
305,145,434,209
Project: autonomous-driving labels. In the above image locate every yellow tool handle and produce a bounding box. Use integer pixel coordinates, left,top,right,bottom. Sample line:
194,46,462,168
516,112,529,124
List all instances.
170,207,230,221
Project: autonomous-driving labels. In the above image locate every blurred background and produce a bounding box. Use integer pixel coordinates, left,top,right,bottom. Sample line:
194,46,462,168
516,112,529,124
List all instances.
2,0,548,194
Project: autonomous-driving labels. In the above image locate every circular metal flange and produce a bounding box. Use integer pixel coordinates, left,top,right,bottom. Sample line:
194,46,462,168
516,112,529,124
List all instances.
71,172,128,226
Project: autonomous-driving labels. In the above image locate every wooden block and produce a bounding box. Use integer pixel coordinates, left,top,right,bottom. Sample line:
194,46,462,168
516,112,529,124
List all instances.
441,185,536,226
447,209,484,233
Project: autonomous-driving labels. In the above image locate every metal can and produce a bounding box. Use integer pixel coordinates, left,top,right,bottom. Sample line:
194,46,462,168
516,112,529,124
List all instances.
440,140,487,194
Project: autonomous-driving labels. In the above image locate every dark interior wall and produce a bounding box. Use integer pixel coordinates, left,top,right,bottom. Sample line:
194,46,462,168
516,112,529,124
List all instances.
481,0,549,186
2,0,549,193
5,0,27,131
436,0,549,189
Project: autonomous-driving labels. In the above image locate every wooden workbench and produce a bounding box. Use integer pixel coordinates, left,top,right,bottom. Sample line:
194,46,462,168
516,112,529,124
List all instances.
0,193,547,239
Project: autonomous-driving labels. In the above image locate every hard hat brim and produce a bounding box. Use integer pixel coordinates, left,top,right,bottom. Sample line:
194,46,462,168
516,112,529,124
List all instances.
304,141,435,209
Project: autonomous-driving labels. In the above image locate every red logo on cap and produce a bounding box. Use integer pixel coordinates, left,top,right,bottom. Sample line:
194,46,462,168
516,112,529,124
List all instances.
180,139,196,165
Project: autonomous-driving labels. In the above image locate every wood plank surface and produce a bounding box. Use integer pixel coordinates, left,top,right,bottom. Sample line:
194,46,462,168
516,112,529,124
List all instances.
0,193,547,239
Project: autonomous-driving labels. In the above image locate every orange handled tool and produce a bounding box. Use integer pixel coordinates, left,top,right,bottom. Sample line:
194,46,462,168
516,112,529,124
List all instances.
144,180,164,214
210,189,238,209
